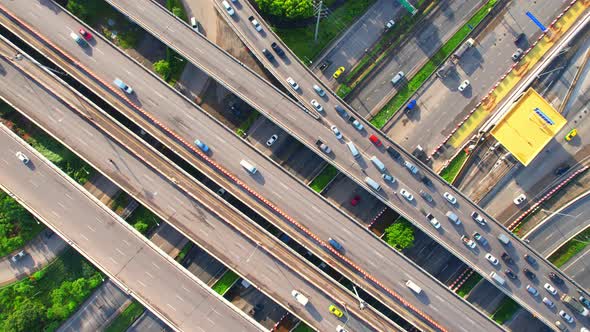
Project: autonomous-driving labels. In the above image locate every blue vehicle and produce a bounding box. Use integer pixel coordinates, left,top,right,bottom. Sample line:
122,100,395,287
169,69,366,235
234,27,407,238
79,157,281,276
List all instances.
405,99,417,113
193,139,210,153
328,238,343,252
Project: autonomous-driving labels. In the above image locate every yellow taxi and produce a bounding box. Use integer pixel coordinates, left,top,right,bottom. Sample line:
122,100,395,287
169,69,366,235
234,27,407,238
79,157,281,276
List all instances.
333,66,345,79
329,304,344,318
565,128,577,141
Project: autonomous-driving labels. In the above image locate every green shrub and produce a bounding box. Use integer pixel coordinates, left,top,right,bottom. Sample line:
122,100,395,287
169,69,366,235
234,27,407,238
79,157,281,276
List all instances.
255,0,314,19
309,165,338,192
384,217,415,250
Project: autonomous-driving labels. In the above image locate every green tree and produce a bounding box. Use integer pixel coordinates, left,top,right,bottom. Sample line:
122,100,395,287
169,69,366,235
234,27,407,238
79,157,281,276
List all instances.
3,299,45,332
134,222,149,234
384,218,415,250
255,0,314,19
153,60,172,80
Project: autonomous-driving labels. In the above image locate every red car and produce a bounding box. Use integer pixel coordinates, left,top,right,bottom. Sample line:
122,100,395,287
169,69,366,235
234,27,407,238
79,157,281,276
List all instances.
369,134,382,147
79,28,92,41
350,195,361,206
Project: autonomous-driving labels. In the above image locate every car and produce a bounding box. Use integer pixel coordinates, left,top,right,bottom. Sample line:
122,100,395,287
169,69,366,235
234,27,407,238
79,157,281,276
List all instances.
579,295,590,309
501,252,514,265
565,128,577,141
421,176,433,187
523,268,536,280
419,190,433,203
291,290,309,306
427,214,441,229
386,146,401,160
286,77,299,90
333,66,345,79
559,310,574,324
248,16,262,31
543,297,555,308
11,250,26,263
526,285,539,296
190,17,199,32
310,99,324,112
70,32,87,47
400,189,413,201
443,192,457,204
382,174,395,183
549,272,564,285
385,19,395,29
524,254,537,265
113,78,133,94
270,42,285,57
15,151,29,164
513,193,526,205
352,119,364,131
391,71,404,85
485,253,499,265
369,134,382,147
328,238,343,251
473,232,488,246
350,195,361,206
330,125,342,139
514,33,526,46
329,304,344,318
554,165,570,176
266,134,278,146
334,105,350,119
471,211,487,226
193,139,210,152
505,269,517,279
461,235,476,249
79,28,92,41
544,283,557,295
262,48,274,61
404,161,419,175
458,79,470,92
336,326,348,332
313,84,326,97
511,48,524,61
315,139,332,154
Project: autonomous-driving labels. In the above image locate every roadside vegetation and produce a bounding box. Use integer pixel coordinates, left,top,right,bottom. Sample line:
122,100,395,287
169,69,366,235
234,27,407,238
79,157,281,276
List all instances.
151,0,188,84
104,300,145,332
236,111,261,136
0,248,103,332
126,206,162,235
272,0,375,62
370,0,498,128
384,217,415,250
455,273,482,298
490,296,519,324
0,192,45,257
549,227,590,267
255,0,314,19
309,165,338,192
439,151,468,183
175,242,193,263
211,270,240,295
292,322,314,332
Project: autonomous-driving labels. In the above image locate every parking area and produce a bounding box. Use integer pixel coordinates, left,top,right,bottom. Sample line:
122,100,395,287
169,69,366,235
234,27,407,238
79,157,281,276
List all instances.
225,279,287,330
322,174,387,223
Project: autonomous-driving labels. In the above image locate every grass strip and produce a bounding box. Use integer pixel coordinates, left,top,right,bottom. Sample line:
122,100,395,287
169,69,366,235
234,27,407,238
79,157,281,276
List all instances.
490,296,519,324
236,111,260,136
175,242,193,263
370,0,498,128
104,301,145,332
549,227,590,267
274,0,375,62
456,273,482,298
309,165,339,193
292,322,314,332
439,150,468,183
211,270,240,295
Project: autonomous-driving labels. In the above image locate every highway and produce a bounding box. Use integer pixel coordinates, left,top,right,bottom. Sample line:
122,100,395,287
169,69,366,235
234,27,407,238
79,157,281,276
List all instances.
98,0,590,327
0,35,387,332
0,125,260,332
0,1,504,330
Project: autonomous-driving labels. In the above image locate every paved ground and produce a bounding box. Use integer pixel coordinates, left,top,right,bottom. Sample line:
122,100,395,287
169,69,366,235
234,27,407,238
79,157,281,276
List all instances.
322,174,386,223
227,279,287,330
382,0,568,159
128,310,173,332
348,0,483,117
182,244,226,286
311,0,405,89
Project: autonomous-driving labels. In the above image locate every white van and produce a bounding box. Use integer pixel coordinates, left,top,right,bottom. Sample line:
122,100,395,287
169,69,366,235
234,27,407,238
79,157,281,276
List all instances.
490,271,506,286
391,71,404,85
370,156,386,172
346,141,360,159
240,160,257,174
364,177,381,191
498,233,511,245
291,290,309,306
222,0,235,15
406,280,422,294
446,211,460,225
190,17,199,32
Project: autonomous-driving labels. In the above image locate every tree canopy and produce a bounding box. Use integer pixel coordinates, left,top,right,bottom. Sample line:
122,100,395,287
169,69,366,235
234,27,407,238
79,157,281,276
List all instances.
255,0,314,19
384,218,415,250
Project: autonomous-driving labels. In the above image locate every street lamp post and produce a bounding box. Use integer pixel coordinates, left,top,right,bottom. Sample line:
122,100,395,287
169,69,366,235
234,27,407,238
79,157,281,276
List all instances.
541,209,580,219
352,285,367,310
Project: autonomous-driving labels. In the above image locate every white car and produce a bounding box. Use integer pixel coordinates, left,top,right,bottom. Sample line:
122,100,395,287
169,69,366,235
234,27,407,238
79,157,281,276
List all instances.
513,194,526,205
385,19,395,29
542,297,555,308
559,310,574,323
286,77,299,90
248,16,262,32
16,151,29,164
443,192,457,204
310,99,324,112
266,134,278,146
336,325,349,332
485,253,498,265
458,80,470,92
330,125,342,140
291,290,309,306
352,119,364,131
400,189,413,201
544,283,557,295
428,217,441,229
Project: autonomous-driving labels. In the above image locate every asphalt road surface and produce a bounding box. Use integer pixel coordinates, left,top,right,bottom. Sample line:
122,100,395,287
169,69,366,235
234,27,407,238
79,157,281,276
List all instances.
0,39,383,332
0,125,261,332
2,1,504,330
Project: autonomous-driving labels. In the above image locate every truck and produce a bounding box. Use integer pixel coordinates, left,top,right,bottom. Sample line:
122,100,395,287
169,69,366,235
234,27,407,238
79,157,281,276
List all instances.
451,38,475,63
561,294,590,316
